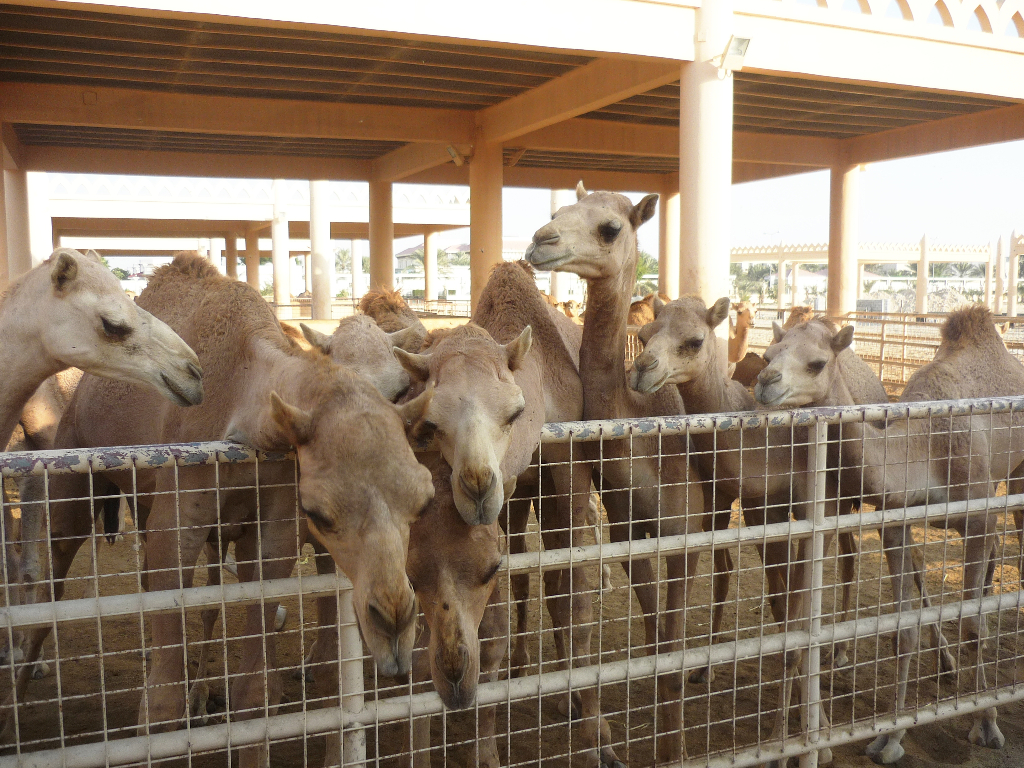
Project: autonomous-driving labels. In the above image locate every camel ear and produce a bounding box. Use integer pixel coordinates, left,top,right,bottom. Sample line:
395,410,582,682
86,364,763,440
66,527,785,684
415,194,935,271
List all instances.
831,324,855,354
575,181,588,201
502,475,518,503
630,194,659,228
397,383,434,432
652,295,666,317
269,391,313,446
707,297,731,330
393,347,432,382
83,249,102,262
771,321,785,344
299,323,333,355
504,325,533,371
50,251,79,292
388,325,422,353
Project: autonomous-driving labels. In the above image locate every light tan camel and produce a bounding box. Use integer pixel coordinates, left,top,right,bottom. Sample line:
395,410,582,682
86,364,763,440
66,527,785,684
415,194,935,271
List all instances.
782,305,815,329
755,305,1024,764
559,299,582,319
406,455,506,768
728,301,755,364
1,255,435,768
359,288,428,351
526,182,703,765
0,247,203,449
627,292,667,327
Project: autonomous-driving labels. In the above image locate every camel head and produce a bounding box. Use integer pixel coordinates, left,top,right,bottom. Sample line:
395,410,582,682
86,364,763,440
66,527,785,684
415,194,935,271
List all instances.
526,182,658,283
733,302,755,331
394,323,530,527
754,319,854,408
33,248,203,407
269,378,436,677
300,317,415,402
406,462,503,708
630,296,730,394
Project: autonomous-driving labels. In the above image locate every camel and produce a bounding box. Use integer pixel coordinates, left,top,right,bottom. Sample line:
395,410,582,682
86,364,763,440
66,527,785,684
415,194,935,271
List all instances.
525,182,703,765
755,305,1024,764
359,288,428,351
728,301,755,364
0,247,203,450
782,305,815,329
1,254,435,768
559,299,582,319
396,261,622,768
627,292,668,327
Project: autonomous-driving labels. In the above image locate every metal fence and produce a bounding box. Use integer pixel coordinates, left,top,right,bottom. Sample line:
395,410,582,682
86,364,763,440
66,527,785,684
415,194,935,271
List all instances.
2,398,1024,768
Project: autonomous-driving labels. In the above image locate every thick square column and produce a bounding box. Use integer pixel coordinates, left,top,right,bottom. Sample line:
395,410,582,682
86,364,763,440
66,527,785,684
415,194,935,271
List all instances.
271,180,291,311
826,162,860,318
5,169,32,279
225,234,238,279
423,229,438,304
350,239,363,299
658,174,680,299
369,180,394,292
245,228,261,291
469,140,503,309
309,179,333,319
678,0,734,305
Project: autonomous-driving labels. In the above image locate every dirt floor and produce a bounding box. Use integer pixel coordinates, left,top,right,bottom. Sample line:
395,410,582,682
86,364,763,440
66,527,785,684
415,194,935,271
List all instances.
2,488,1024,768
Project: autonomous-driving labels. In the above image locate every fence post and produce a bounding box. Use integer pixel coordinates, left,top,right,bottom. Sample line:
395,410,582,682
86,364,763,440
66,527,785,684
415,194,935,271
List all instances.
798,418,829,768
339,588,367,767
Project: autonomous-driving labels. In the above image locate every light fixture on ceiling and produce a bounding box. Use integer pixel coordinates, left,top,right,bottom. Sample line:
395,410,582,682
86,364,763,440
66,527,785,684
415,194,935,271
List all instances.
714,35,750,79
446,145,466,167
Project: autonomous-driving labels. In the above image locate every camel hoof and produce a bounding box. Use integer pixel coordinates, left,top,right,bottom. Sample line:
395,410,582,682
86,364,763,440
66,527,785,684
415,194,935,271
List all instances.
274,605,287,632
556,691,582,720
937,648,957,684
830,646,849,668
818,746,833,764
687,665,714,685
601,565,613,593
292,666,315,684
0,645,24,665
865,734,904,765
968,716,1004,750
31,661,50,680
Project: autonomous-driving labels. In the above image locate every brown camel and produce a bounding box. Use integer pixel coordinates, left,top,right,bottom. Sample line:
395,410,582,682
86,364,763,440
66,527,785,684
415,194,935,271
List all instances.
526,182,703,765
728,301,755,364
755,305,1024,764
359,288,428,351
782,305,815,329
0,247,202,449
1,254,434,768
627,292,669,326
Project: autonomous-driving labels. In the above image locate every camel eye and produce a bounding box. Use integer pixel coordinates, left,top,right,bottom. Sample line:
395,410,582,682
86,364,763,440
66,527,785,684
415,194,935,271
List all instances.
598,220,622,243
808,360,827,374
506,405,525,427
482,561,502,585
301,504,332,532
679,337,703,353
101,317,131,341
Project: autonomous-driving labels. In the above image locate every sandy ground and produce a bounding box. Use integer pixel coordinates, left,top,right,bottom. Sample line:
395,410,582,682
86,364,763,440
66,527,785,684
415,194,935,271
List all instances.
2,489,1024,768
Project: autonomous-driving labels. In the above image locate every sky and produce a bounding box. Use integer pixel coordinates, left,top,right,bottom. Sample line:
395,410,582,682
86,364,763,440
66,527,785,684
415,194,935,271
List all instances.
395,137,1024,260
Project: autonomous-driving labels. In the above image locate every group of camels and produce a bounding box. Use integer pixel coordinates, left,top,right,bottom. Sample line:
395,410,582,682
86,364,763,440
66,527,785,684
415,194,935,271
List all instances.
0,182,1020,768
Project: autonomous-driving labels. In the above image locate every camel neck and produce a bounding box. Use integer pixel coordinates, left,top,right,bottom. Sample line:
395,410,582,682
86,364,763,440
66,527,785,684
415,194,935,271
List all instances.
0,303,62,448
578,271,633,417
678,346,736,416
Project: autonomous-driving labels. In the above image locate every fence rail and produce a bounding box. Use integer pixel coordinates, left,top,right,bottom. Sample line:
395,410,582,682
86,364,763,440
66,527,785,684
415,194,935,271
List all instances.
2,398,1024,768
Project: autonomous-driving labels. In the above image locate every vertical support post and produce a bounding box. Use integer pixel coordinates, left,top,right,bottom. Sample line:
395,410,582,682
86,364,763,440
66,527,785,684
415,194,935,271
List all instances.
5,169,32,279
245,228,261,291
309,179,333,320
678,0,734,306
26,171,52,267
791,261,799,305
658,173,680,299
350,239,362,301
423,229,438,306
777,255,786,308
225,234,238,280
470,140,503,310
984,241,993,310
369,180,394,292
0,168,8,290
915,234,928,315
995,236,1005,315
304,254,312,293
549,189,576,302
826,161,859,319
208,238,221,270
857,263,865,300
1008,231,1019,318
798,418,828,768
339,586,366,768
271,180,291,314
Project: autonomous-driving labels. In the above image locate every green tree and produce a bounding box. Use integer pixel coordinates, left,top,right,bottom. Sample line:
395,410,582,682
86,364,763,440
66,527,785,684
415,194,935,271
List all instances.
635,250,659,293
111,267,129,280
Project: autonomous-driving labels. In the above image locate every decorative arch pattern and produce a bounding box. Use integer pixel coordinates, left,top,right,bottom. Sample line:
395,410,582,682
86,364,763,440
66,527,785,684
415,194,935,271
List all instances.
774,0,1024,38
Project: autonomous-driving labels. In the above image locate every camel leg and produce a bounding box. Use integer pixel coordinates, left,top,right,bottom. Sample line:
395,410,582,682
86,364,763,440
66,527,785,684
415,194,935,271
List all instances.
295,538,338,685
504,485,534,677
541,458,624,768
1008,463,1024,581
473,586,508,768
187,541,228,723
831,496,859,668
689,482,735,686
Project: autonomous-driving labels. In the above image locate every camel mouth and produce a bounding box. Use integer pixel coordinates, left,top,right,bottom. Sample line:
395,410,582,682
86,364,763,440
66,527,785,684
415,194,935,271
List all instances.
160,372,204,407
753,384,791,408
525,245,571,271
629,366,668,395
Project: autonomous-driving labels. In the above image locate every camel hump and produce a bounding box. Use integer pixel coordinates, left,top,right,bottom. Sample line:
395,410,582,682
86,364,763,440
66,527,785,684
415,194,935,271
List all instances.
151,251,222,283
514,260,536,278
359,288,407,316
941,304,997,348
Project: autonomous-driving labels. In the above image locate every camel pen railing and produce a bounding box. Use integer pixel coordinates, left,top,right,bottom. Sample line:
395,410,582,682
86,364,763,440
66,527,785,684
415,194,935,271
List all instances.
1,399,1024,768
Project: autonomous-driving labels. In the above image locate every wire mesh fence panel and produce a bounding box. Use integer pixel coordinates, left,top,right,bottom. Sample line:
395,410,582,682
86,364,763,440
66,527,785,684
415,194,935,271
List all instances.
1,400,1023,768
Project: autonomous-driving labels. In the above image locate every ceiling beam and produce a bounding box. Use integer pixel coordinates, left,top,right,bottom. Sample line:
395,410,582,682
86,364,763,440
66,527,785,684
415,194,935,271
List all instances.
370,142,472,183
1,122,25,170
0,82,475,145
732,162,824,185
844,103,1024,165
476,58,680,145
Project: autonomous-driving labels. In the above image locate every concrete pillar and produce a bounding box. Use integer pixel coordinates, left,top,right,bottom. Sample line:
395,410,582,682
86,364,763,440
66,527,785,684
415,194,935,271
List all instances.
424,229,438,304
26,171,52,267
658,174,680,300
225,234,238,279
303,254,312,293
350,239,362,299
776,257,786,305
309,179,333,319
549,189,576,302
369,180,394,292
1009,231,1019,318
915,235,929,314
208,238,221,270
470,141,503,309
791,261,799,304
271,180,290,308
245,229,261,291
5,170,32,279
0,168,7,289
826,162,860,318
857,263,866,300
995,237,1005,315
678,0,734,305
985,241,994,310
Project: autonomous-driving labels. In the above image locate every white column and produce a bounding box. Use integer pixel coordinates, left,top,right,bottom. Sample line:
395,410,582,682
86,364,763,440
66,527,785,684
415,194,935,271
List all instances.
423,229,438,304
549,189,576,302
369,181,394,292
915,235,929,314
470,141,503,309
791,261,799,304
245,228,261,291
1008,231,1019,318
857,264,865,299
658,175,680,299
309,179,333,320
208,238,221,270
985,241,994,311
678,0,733,305
995,237,1005,314
351,239,362,300
271,180,291,310
26,171,52,267
777,257,786,306
827,162,859,318
225,234,238,279
5,170,32,279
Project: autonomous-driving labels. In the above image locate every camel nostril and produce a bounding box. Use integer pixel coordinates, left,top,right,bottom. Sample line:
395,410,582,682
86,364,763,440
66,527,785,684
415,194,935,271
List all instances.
634,355,657,373
188,362,203,380
459,469,495,502
533,231,560,247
